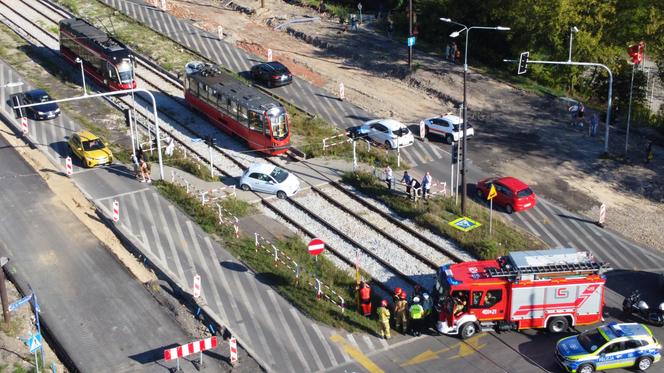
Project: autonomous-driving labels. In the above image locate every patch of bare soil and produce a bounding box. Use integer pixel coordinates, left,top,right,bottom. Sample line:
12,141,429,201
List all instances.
167,0,664,251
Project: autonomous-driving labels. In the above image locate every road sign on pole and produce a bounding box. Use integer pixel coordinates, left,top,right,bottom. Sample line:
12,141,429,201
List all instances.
229,337,238,365
20,117,28,135
307,238,325,256
65,156,73,176
28,333,42,354
407,36,416,47
112,200,120,222
487,184,497,200
487,184,497,235
8,294,32,313
193,274,201,298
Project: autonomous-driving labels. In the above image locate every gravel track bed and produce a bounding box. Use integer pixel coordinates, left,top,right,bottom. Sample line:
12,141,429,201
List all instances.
264,200,415,291
260,207,392,299
338,183,476,262
321,185,456,266
286,192,436,290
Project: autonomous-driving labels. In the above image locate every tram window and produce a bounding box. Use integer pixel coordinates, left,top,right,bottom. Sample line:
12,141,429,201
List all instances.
248,111,263,132
107,62,117,80
238,106,248,125
230,101,238,118
198,82,207,99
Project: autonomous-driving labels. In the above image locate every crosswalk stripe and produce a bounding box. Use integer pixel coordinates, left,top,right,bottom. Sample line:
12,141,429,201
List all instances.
150,192,186,281
520,207,564,247
128,193,153,251
311,323,340,368
167,205,199,281
139,192,167,264
290,308,326,371
266,289,309,372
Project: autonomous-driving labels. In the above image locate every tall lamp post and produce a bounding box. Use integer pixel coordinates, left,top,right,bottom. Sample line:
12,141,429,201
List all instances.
568,26,579,62
75,57,87,96
440,18,510,214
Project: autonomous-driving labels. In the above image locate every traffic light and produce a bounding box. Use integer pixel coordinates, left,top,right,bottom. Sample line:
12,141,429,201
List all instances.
451,142,459,164
518,51,529,75
124,108,132,127
204,135,215,147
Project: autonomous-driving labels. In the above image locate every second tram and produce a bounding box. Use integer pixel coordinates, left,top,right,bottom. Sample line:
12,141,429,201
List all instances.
184,61,290,155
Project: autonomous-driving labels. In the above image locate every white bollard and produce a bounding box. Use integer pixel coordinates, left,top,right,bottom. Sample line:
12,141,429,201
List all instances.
339,82,345,101
217,25,223,39
267,48,273,62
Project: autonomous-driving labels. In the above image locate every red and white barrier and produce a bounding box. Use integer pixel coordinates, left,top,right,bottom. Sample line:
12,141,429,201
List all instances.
112,200,120,222
65,156,73,176
229,337,238,365
193,274,201,298
164,336,218,361
20,117,28,135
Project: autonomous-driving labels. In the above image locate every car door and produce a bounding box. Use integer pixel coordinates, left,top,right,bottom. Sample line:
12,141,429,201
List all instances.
370,123,389,144
494,183,509,206
23,94,36,117
596,341,633,369
70,134,82,159
246,172,266,192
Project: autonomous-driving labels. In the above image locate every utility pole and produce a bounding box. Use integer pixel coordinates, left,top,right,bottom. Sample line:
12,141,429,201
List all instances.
0,257,9,323
408,0,413,69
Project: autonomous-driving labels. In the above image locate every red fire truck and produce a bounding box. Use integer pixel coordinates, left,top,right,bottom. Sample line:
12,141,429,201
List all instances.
434,248,609,339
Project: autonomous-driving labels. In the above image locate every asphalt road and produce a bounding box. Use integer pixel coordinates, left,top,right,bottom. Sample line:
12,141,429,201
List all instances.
0,133,221,372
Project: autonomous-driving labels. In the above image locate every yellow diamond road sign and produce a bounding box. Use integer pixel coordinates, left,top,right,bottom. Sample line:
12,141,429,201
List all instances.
487,184,497,200
449,217,481,232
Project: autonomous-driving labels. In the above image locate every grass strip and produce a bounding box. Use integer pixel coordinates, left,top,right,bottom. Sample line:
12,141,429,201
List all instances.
154,181,379,333
342,171,545,260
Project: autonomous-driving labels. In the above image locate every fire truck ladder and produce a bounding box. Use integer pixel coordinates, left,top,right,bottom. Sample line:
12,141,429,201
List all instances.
487,261,608,278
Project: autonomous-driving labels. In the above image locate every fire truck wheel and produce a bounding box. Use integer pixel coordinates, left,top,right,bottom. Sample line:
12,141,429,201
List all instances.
637,356,653,371
547,317,569,333
459,322,477,339
577,363,595,373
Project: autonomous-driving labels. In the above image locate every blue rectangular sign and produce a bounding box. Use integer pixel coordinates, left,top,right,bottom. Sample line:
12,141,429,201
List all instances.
8,294,32,313
407,36,416,47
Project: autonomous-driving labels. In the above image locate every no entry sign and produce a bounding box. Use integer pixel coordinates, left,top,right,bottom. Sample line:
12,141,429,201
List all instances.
307,238,325,256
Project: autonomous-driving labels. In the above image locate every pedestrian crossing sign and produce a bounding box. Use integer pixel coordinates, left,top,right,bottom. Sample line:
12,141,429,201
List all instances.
487,184,497,200
449,217,481,232
28,333,42,354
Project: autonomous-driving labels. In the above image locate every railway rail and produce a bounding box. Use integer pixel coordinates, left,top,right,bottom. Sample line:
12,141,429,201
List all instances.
1,0,471,297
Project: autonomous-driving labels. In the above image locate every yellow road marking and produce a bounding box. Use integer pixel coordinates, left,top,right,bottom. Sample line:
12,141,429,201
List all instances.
330,334,385,373
400,334,486,367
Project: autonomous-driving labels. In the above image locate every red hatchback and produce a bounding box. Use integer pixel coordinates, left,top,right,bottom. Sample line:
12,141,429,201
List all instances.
476,176,537,213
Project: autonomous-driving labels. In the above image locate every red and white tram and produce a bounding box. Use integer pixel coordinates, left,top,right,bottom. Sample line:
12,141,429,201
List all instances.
184,62,290,155
59,18,136,91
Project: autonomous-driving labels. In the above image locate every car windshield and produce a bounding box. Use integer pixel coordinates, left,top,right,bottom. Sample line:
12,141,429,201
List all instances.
578,329,608,353
270,167,289,183
118,60,133,84
517,188,534,198
268,109,289,140
82,139,105,151
392,127,410,136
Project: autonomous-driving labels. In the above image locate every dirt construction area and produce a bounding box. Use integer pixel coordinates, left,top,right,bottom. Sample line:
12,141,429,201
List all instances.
159,0,664,250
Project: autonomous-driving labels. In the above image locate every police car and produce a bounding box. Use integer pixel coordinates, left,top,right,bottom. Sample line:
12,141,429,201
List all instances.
555,322,661,373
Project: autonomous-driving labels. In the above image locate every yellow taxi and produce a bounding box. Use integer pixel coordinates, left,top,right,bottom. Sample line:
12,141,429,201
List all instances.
67,130,113,168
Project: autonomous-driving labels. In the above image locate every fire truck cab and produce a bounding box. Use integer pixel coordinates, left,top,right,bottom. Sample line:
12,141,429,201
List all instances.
435,248,609,339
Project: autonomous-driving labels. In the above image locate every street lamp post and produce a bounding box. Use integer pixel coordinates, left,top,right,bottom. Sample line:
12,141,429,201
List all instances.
440,18,510,214
1,82,23,89
568,26,579,62
75,57,87,96
12,88,165,179
0,257,9,323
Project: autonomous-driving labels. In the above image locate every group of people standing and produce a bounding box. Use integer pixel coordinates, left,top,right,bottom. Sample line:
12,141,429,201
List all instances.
374,285,434,339
383,166,433,200
444,41,460,63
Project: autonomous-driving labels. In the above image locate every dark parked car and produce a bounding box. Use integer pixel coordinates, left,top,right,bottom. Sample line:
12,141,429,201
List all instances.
250,61,292,88
12,89,60,120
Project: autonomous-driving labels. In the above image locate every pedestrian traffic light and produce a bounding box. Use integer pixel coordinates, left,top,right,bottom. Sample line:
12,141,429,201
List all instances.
451,142,459,164
518,51,529,75
124,108,132,127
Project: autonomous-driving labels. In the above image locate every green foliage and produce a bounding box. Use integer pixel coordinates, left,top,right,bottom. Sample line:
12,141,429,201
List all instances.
154,181,377,332
342,171,544,260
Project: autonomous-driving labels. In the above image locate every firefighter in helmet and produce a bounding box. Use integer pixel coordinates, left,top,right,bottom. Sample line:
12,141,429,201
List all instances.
394,291,409,334
359,281,372,317
377,299,391,339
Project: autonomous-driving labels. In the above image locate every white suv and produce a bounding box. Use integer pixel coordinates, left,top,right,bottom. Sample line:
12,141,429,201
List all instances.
422,114,474,144
349,119,415,149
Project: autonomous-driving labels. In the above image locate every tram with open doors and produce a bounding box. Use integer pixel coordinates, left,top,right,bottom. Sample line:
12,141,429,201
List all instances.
184,61,290,156
59,17,136,91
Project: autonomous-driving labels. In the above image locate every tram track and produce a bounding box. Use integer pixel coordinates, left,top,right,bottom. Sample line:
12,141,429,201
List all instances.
2,0,471,296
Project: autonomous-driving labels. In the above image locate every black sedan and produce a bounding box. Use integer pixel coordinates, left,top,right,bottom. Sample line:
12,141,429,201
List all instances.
250,61,292,88
13,89,60,120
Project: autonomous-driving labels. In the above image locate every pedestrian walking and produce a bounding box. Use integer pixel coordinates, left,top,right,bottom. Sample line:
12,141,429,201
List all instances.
131,151,141,180
400,171,413,195
164,136,175,157
394,291,409,334
387,18,394,39
422,292,433,319
136,146,144,163
409,296,424,336
383,165,393,189
422,172,432,199
590,113,599,137
577,102,585,128
646,140,654,164
450,42,457,62
377,300,391,339
359,281,372,317
318,0,325,13
410,178,421,200
140,159,152,183
445,42,451,61
350,15,358,31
